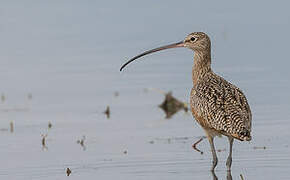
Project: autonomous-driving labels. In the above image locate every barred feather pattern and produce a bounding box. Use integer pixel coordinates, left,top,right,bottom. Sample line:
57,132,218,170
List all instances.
190,72,252,141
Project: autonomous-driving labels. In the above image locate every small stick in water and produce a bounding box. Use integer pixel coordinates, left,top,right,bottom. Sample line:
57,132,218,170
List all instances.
10,121,14,133
41,134,48,150
66,168,72,176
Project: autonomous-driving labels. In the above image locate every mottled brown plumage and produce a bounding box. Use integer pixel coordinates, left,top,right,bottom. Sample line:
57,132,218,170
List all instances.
190,72,252,140
187,32,252,171
120,32,252,171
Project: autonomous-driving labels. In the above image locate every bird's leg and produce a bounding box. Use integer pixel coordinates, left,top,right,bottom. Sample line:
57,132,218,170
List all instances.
226,137,234,171
226,170,233,180
208,136,218,171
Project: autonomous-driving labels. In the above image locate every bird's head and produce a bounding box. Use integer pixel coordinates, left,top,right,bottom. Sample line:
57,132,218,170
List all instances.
183,32,211,52
120,32,210,71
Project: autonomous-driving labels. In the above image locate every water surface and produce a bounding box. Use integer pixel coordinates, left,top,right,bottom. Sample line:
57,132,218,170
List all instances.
0,1,289,179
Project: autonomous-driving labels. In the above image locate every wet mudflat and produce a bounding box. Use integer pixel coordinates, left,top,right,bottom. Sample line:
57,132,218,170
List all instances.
0,1,290,180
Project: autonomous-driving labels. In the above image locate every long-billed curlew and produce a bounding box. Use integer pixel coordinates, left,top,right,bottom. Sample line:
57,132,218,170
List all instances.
120,32,252,171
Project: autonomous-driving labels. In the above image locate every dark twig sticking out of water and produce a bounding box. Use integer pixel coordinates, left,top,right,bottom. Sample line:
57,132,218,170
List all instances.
159,92,188,119
1,93,5,103
48,122,52,129
77,136,86,151
104,106,110,119
41,134,48,150
66,168,72,176
192,136,206,154
10,121,14,133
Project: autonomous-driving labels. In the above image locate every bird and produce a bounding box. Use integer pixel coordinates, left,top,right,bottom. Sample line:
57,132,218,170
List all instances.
120,32,252,171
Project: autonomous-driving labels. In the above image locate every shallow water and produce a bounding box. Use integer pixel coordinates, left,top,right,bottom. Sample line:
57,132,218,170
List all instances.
0,1,290,180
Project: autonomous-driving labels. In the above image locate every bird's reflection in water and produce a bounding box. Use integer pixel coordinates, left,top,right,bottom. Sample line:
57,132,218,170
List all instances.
226,171,233,180
211,170,218,180
211,170,232,180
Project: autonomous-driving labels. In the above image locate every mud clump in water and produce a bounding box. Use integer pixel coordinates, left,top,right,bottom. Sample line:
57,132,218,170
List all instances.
66,168,71,176
10,121,14,133
148,140,154,144
104,106,110,119
1,93,5,103
48,122,52,129
159,92,188,119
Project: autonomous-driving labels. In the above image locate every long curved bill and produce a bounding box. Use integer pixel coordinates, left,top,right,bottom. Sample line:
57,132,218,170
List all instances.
120,41,184,71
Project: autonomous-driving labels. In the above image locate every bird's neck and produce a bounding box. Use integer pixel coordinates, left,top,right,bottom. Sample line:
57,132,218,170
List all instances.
192,50,212,85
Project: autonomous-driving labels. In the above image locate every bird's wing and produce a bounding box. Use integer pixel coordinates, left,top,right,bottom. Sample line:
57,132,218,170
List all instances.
190,74,252,141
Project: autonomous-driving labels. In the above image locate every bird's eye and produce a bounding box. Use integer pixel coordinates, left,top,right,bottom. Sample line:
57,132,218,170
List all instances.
190,37,196,42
